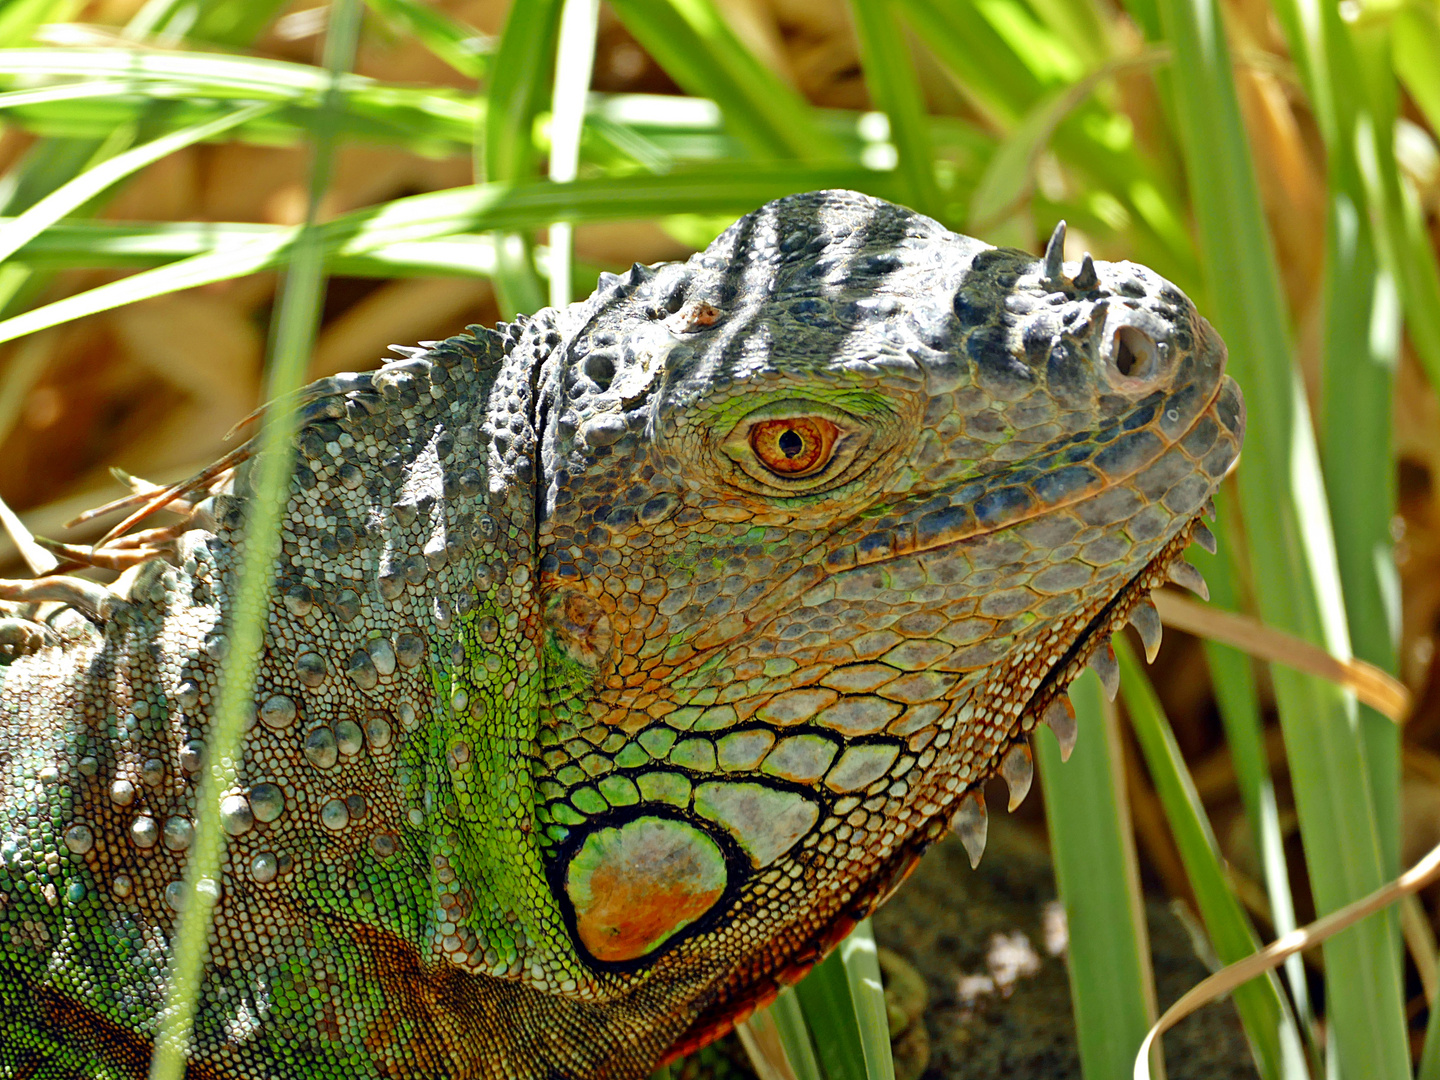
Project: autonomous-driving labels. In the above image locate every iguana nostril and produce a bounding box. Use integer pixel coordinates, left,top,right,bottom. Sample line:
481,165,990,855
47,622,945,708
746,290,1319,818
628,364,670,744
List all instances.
1112,324,1158,380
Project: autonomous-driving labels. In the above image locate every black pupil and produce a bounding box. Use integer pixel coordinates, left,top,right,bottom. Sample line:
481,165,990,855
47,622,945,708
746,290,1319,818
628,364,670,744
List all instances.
778,429,805,458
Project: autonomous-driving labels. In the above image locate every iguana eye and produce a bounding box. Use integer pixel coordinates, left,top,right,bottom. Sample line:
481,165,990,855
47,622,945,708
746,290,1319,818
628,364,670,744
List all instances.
749,418,839,477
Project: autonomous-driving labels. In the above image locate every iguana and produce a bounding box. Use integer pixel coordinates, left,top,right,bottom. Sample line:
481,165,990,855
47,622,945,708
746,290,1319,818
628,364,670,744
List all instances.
0,190,1243,1079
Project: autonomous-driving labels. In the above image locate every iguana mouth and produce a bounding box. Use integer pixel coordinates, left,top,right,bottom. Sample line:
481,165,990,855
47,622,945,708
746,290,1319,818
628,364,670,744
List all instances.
1027,510,1211,724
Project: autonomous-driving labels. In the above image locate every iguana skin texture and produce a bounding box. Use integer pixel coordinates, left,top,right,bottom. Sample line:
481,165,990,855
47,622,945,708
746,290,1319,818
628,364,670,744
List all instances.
0,190,1243,1079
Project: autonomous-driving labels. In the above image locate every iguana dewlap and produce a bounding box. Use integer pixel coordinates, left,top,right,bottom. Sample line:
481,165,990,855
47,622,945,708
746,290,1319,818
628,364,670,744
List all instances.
0,190,1243,1079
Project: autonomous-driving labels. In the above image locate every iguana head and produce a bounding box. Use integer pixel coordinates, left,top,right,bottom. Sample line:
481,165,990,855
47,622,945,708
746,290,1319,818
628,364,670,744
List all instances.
536,191,1242,978
0,189,1242,1080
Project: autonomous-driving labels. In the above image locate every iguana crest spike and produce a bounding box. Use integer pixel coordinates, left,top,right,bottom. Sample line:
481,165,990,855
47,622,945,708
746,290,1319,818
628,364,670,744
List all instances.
1043,218,1067,284
0,189,1244,1080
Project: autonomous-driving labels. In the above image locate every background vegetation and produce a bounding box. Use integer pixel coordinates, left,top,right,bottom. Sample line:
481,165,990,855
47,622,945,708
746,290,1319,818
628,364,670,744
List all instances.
1,0,1439,1077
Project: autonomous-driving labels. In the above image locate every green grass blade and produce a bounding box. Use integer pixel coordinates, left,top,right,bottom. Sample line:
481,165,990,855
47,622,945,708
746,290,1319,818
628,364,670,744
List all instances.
482,0,564,314
0,164,897,344
1318,192,1402,880
771,986,825,1080
0,132,112,318
847,0,940,217
793,919,894,1080
132,0,290,47
365,0,493,79
1193,519,1317,1048
834,921,893,1080
0,0,78,46
607,0,844,160
795,955,868,1080
892,0,1196,276
547,0,600,308
145,2,362,1077
2,218,282,264
1024,0,1109,66
0,218,522,278
0,47,344,95
970,0,1085,86
0,81,159,111
0,49,483,153
1422,961,1440,1080
1395,3,1440,137
1393,164,1440,392
737,986,823,1080
184,0,291,47
1269,0,1407,909
1116,639,1307,1080
0,102,270,266
892,0,1038,125
1152,0,1411,1071
0,91,479,157
483,0,563,184
1348,16,1440,394
1036,670,1159,1079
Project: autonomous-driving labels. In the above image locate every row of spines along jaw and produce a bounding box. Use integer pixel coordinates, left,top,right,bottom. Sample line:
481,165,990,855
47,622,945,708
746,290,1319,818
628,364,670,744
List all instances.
946,508,1215,869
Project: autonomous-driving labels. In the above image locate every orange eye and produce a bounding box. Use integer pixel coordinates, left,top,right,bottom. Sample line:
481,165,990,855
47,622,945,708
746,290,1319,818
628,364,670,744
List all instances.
749,417,840,477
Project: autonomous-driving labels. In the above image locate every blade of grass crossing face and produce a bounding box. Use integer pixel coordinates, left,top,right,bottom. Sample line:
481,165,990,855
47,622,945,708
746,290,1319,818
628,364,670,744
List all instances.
792,918,894,1080
1151,0,1411,1072
1115,639,1307,1080
1036,670,1161,1080
607,0,845,161
145,2,362,1078
0,102,271,266
548,0,601,308
846,0,940,217
482,0,564,315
